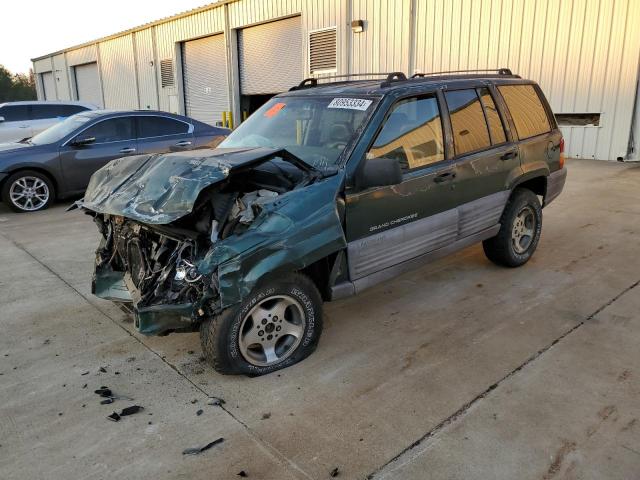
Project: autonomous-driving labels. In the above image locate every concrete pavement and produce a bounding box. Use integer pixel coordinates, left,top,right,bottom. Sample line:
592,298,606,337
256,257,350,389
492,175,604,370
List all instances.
0,159,639,479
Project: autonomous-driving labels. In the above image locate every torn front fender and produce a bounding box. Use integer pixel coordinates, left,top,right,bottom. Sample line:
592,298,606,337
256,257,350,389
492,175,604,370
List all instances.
197,175,347,308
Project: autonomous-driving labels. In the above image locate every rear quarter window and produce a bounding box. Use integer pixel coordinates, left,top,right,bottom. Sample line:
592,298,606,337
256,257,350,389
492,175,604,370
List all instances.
498,85,551,140
137,116,189,138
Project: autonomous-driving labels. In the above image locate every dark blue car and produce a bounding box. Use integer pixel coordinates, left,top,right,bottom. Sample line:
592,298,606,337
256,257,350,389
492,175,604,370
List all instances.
0,110,229,212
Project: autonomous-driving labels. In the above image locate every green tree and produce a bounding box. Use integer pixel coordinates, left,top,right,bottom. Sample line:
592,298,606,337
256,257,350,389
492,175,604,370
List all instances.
0,65,37,102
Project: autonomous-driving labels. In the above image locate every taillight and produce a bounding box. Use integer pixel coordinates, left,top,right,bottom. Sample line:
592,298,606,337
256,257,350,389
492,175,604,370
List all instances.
559,137,565,169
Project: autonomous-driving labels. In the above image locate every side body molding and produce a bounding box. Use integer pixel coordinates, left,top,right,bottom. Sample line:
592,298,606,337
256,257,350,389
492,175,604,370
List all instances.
337,191,510,298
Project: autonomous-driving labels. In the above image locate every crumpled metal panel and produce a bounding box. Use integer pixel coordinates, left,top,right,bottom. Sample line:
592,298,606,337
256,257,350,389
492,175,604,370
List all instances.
197,174,347,308
82,147,285,224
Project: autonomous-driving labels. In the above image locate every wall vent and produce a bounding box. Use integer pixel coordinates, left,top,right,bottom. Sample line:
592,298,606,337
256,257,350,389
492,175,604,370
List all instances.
309,27,337,74
555,113,600,127
160,59,175,88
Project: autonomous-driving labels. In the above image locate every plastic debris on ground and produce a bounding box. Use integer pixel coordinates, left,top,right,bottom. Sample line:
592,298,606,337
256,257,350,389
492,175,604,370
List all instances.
207,397,225,406
182,438,225,455
106,405,144,422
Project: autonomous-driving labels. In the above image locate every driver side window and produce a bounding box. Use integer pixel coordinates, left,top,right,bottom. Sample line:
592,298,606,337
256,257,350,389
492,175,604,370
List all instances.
367,95,444,172
80,117,135,144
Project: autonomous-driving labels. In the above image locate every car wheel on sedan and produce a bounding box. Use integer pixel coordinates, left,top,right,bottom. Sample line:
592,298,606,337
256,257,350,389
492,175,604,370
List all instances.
1,170,54,213
483,188,542,267
199,272,323,376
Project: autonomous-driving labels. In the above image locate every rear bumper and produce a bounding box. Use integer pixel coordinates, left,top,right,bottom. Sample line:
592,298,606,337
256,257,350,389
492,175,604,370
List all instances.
545,167,567,206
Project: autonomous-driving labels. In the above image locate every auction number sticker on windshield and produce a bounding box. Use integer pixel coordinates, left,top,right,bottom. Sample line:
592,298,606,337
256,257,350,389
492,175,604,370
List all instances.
328,98,373,111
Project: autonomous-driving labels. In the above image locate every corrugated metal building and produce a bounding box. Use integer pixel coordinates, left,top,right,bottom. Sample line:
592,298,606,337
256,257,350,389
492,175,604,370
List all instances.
32,0,640,161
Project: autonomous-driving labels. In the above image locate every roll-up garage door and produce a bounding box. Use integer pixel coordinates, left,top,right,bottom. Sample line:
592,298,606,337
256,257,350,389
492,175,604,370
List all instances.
182,34,228,125
74,63,103,107
41,72,56,100
238,16,302,95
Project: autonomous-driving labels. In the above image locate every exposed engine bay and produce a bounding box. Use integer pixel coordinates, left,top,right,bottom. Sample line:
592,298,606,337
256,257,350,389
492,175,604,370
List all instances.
90,157,315,329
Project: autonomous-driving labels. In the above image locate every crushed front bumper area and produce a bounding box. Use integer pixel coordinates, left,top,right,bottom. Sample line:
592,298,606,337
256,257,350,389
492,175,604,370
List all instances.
92,267,202,336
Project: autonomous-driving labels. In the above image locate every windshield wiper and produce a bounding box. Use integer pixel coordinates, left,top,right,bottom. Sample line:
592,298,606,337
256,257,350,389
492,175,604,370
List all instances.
278,149,338,178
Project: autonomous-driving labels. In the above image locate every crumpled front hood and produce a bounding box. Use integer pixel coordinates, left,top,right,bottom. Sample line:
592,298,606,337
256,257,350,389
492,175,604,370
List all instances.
82,147,292,224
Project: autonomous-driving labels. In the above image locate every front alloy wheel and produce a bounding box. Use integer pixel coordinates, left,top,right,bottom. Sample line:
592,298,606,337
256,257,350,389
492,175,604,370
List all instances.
199,272,323,376
238,294,306,366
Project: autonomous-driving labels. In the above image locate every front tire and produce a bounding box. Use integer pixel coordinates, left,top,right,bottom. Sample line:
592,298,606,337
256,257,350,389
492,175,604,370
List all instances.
483,188,542,267
200,273,323,376
1,170,54,212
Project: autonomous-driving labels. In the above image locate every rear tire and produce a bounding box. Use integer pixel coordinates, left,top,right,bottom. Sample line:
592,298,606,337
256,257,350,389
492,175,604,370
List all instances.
1,170,54,213
483,188,542,267
199,272,323,376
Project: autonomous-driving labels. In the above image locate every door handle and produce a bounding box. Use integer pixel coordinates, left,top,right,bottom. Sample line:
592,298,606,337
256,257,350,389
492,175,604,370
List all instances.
174,140,192,147
500,150,518,160
119,147,136,154
19,125,29,128
433,171,456,183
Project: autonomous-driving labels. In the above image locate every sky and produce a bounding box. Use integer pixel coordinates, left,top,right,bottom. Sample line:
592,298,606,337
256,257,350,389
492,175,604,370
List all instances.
0,0,212,74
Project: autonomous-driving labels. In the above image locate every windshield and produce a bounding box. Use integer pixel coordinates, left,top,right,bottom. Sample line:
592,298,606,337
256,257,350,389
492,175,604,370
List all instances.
219,96,378,168
30,113,95,145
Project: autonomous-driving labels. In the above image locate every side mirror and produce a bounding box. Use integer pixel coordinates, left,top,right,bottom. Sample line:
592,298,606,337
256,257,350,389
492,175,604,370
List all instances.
71,136,96,146
0,116,5,123
358,157,402,189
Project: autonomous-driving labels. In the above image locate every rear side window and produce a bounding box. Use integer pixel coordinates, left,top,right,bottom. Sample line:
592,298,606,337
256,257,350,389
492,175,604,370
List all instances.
368,95,445,172
478,88,506,144
445,89,491,156
31,104,88,120
498,85,551,140
81,117,135,143
137,116,189,138
0,105,29,122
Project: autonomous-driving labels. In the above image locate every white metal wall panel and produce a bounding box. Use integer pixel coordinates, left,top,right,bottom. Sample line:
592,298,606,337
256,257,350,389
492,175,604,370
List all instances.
66,45,97,66
74,63,103,107
182,34,229,125
350,0,411,76
414,0,640,161
134,29,159,110
228,0,302,29
99,34,138,109
52,54,71,100
33,58,53,74
238,16,303,94
41,72,56,100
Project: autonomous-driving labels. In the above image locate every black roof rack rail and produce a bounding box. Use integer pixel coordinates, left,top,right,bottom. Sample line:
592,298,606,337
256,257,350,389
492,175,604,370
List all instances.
411,68,516,78
380,72,408,88
289,72,408,91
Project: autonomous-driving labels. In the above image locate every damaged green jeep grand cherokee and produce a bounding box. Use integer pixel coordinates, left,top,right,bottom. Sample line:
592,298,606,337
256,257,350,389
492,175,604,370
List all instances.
79,70,567,376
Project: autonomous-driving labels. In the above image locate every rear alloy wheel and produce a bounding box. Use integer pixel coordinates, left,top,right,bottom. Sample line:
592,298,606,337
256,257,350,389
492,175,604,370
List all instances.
200,272,323,376
511,205,537,254
483,188,542,267
2,171,54,212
